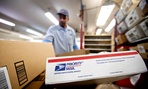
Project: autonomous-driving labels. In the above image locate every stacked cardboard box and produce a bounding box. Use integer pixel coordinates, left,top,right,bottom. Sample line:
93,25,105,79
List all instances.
115,35,128,45
138,43,148,59
138,0,148,15
0,40,55,89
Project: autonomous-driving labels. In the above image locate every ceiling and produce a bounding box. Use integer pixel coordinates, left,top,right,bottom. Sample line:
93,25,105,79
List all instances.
0,0,123,40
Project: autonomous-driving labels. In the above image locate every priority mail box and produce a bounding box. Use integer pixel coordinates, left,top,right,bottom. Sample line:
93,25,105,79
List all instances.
0,40,55,89
45,51,147,86
125,7,144,28
139,19,148,36
117,21,128,34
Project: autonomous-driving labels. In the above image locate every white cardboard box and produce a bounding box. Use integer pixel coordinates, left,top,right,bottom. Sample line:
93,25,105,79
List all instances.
125,29,136,42
45,51,147,85
125,7,144,28
117,21,128,34
116,10,126,24
131,26,145,39
139,19,148,36
120,0,133,15
125,26,145,42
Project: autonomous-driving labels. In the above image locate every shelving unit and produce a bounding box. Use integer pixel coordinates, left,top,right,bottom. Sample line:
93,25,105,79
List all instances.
114,0,148,88
84,35,113,53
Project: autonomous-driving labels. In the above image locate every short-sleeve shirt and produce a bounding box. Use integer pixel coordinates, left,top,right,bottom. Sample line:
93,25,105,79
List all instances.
43,25,78,55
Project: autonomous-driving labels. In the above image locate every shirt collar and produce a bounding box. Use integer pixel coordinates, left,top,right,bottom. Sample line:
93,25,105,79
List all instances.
58,24,70,31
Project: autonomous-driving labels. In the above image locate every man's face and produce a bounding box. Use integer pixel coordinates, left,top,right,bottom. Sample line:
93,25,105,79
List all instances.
58,14,69,27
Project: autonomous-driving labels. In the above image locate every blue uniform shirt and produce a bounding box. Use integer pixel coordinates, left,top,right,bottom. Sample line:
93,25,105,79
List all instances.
43,25,79,55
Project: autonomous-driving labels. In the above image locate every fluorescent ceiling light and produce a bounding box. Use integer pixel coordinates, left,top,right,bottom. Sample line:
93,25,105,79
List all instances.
19,35,33,40
96,28,102,35
26,29,43,37
96,4,115,26
0,18,15,26
105,18,116,32
45,12,58,25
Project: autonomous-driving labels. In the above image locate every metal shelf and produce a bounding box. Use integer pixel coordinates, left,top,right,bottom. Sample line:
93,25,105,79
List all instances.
85,39,111,41
85,34,111,37
85,48,111,51
85,44,111,46
131,36,148,44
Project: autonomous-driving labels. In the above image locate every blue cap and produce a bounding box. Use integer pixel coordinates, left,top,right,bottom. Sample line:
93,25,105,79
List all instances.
57,9,69,17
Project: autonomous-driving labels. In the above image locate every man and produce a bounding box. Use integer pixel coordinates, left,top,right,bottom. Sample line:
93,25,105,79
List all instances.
43,9,79,55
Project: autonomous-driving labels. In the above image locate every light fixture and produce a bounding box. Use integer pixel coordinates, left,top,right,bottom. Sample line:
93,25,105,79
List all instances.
105,18,116,32
19,35,33,40
96,4,115,26
0,18,15,26
26,29,43,37
45,12,58,25
96,28,102,35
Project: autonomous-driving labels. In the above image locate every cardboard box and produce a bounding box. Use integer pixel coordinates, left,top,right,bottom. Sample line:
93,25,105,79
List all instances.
129,46,138,51
140,53,148,59
121,0,140,15
115,35,128,45
125,26,145,42
56,49,89,57
139,0,148,15
120,0,133,15
125,29,135,42
131,26,145,39
45,51,147,86
139,19,148,36
116,10,126,24
137,43,148,53
117,21,128,34
125,7,144,28
0,40,55,89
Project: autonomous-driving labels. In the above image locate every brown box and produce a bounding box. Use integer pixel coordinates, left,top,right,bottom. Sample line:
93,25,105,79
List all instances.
137,43,148,53
140,53,148,59
115,35,128,45
0,40,55,89
56,49,90,57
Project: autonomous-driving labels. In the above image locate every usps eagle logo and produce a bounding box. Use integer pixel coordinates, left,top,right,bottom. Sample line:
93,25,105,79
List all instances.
55,64,66,71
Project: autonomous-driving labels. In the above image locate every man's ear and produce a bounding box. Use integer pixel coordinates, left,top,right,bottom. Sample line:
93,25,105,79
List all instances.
67,17,69,21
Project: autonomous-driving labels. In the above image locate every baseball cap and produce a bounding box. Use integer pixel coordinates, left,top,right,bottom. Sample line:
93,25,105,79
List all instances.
57,9,69,17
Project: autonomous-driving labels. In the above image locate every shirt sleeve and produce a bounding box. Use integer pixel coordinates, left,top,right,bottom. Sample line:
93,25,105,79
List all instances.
43,26,54,42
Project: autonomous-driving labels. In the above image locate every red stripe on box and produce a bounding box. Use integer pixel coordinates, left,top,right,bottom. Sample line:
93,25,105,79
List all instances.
48,51,138,63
